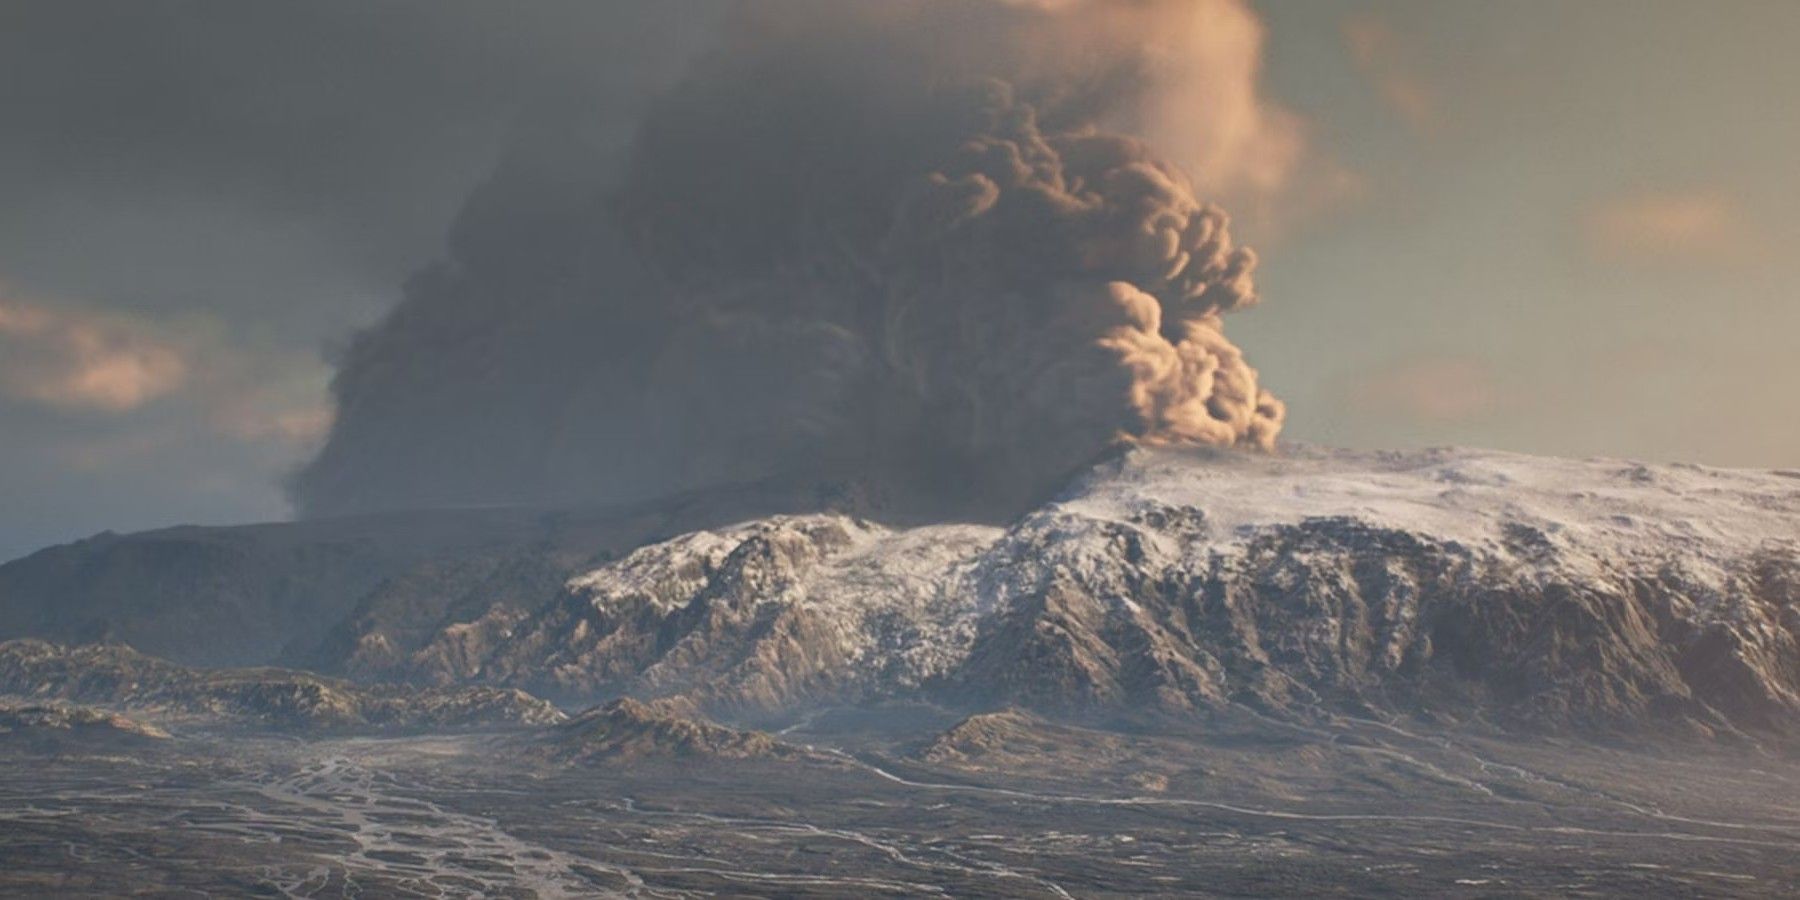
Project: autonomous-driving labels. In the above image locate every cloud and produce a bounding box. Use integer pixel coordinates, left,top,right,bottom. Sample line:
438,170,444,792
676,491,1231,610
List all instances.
1085,0,1353,236
0,283,332,463
1342,14,1438,136
854,0,1346,238
293,0,1296,519
214,404,334,447
0,2,727,281
1344,355,1511,425
0,293,189,413
0,2,733,557
1584,189,1757,264
1091,0,1307,198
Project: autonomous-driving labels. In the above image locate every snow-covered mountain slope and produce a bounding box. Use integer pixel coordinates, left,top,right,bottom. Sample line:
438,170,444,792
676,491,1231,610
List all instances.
0,476,895,669
1068,445,1798,564
394,516,1007,713
373,446,1798,736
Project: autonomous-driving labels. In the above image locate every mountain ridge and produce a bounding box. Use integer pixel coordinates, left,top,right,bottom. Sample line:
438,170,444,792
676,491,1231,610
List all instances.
2,445,1795,740
381,446,1800,736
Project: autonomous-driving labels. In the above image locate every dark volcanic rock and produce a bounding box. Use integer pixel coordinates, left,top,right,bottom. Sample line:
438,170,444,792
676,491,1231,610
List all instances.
533,698,801,763
305,551,571,681
0,639,563,733
0,700,170,751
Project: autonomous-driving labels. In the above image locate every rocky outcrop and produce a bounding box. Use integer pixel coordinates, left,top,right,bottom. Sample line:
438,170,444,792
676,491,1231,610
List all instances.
304,552,570,681
0,700,170,750
956,513,1799,735
397,516,1001,717
919,709,1080,763
534,698,798,763
945,449,1800,735
0,639,564,733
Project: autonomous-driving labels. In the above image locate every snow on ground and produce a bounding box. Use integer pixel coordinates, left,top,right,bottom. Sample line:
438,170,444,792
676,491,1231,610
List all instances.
562,443,1800,660
1059,444,1800,562
536,444,1800,715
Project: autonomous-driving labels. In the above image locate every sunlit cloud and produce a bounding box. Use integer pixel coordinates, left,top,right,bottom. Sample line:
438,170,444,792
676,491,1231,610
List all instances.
1152,0,1360,235
1009,0,1358,239
1131,0,1308,198
1342,14,1438,137
1,284,334,484
0,293,189,413
1584,189,1757,264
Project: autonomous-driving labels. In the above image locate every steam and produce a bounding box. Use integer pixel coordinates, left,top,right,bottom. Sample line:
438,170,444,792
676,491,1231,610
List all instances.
294,0,1287,517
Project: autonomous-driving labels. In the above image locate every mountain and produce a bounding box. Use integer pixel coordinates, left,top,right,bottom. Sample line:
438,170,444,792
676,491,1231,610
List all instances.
373,446,1800,737
0,477,888,668
0,639,563,732
2,446,1796,739
0,508,560,667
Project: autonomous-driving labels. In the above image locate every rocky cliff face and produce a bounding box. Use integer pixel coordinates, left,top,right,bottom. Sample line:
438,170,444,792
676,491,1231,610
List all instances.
358,447,1799,736
389,516,1002,717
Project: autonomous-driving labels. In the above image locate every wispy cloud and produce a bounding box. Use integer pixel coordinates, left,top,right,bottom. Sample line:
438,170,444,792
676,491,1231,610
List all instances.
0,284,333,473
1002,0,1361,239
1584,189,1758,264
0,294,189,413
1342,14,1437,137
1344,355,1511,424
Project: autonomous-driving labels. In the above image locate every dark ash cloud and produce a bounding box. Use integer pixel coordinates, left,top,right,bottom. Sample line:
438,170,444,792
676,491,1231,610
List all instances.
294,0,1287,519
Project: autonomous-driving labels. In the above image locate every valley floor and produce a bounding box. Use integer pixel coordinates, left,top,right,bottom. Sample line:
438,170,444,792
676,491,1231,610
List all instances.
1,711,1796,898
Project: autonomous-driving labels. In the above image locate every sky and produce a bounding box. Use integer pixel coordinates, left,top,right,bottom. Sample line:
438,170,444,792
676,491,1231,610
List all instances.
1,0,1797,560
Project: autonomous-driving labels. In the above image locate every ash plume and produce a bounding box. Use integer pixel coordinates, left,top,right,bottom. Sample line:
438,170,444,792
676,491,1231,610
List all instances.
293,0,1286,518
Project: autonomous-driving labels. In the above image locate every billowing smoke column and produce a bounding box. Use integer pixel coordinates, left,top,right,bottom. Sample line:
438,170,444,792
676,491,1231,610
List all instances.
293,0,1285,518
